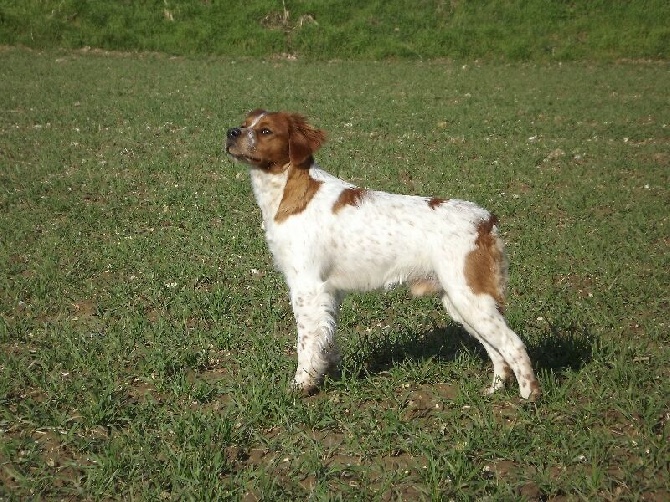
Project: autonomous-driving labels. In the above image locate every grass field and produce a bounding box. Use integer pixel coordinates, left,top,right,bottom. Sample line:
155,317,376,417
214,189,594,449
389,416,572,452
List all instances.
0,47,668,499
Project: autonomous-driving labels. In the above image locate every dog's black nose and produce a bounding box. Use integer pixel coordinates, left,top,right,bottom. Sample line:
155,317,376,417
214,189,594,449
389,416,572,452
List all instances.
227,128,242,139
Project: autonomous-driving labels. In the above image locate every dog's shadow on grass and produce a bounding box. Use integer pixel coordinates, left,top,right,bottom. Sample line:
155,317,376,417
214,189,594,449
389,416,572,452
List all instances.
347,320,594,383
526,321,595,377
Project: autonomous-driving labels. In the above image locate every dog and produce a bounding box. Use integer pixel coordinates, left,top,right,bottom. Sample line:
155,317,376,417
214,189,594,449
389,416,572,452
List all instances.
226,109,540,400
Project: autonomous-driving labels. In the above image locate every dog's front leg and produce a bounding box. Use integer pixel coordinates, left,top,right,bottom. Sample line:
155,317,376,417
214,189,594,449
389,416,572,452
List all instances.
290,286,342,394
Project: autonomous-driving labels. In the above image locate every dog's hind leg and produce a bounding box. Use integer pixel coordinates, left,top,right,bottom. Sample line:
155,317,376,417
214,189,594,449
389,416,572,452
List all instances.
290,285,342,394
442,294,512,394
442,290,540,399
436,216,540,399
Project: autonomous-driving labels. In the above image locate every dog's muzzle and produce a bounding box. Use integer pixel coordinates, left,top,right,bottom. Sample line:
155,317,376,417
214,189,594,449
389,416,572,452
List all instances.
226,127,242,150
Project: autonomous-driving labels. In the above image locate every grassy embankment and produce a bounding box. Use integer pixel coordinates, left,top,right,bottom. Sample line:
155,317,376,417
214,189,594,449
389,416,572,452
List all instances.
0,0,668,60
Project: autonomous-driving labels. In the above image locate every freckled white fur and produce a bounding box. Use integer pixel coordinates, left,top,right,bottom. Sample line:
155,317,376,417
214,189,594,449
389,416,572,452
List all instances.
248,162,540,399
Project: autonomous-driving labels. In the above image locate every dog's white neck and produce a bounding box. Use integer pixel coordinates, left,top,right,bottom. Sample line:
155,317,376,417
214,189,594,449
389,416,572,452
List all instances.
249,166,289,228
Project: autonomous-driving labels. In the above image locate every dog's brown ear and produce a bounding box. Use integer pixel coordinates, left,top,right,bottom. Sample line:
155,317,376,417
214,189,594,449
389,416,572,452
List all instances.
288,114,326,167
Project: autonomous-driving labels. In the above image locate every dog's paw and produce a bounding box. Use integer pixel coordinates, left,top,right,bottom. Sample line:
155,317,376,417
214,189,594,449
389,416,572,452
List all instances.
520,380,542,401
525,385,542,402
292,371,320,397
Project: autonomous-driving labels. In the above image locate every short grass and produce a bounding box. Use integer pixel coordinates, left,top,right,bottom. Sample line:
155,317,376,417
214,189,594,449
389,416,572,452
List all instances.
1,47,669,500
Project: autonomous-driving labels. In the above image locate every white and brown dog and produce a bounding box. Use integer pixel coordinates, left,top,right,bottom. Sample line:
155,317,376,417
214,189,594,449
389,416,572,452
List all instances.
226,109,540,400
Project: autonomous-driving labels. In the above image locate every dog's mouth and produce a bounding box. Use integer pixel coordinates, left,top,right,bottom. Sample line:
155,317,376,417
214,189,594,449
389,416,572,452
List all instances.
226,147,262,165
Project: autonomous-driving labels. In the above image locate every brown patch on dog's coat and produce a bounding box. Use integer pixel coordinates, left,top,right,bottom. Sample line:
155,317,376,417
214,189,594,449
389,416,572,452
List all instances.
464,215,505,310
332,187,368,214
409,278,443,296
285,113,326,167
427,197,449,210
275,168,323,223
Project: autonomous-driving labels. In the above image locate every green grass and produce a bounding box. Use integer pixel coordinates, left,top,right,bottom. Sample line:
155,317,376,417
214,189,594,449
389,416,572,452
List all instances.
1,0,668,61
1,47,669,499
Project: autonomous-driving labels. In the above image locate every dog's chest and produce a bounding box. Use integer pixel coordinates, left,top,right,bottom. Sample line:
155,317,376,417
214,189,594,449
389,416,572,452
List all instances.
249,169,288,227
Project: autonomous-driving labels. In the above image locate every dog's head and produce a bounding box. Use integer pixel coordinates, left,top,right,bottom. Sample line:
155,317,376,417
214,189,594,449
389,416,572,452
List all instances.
226,110,326,171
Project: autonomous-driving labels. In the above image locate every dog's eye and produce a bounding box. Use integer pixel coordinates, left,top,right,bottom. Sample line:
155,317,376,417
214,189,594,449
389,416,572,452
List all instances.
260,128,272,135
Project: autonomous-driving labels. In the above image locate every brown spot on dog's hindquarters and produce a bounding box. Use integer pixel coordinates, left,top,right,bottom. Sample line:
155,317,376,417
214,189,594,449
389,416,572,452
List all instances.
463,215,506,310
332,188,368,214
